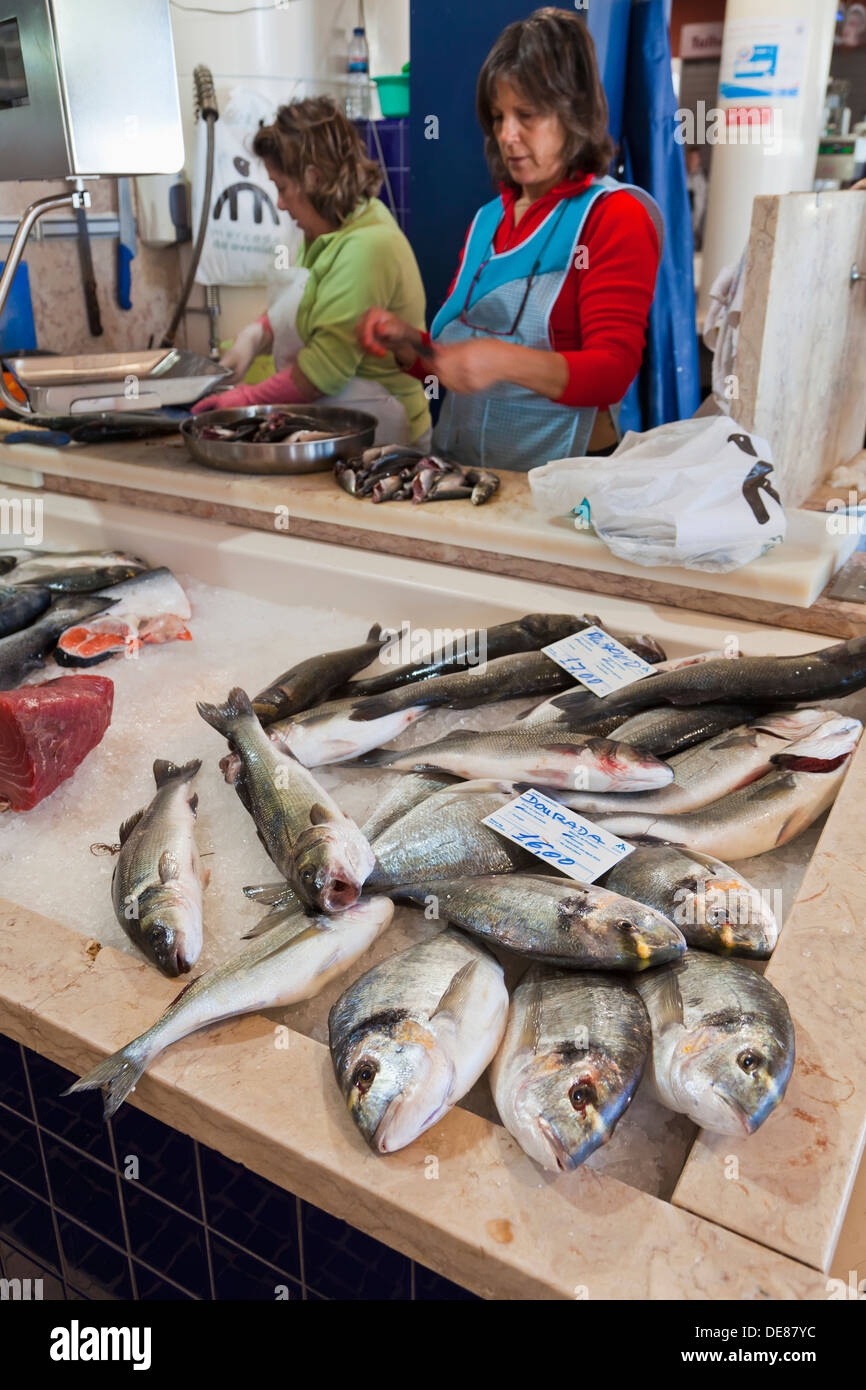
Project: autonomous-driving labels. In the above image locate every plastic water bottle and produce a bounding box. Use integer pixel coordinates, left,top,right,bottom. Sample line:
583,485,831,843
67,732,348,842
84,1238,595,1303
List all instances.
345,26,371,121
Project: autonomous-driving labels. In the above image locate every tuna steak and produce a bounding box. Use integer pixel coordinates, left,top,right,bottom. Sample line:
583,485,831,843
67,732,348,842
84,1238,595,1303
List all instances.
0,675,114,810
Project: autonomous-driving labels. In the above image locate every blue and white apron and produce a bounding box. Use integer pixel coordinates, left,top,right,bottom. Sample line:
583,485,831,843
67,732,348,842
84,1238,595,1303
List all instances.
430,176,663,472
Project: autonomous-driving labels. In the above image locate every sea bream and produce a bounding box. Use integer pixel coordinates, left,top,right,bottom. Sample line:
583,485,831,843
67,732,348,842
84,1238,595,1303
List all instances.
634,951,795,1135
600,843,778,958
358,721,675,792
329,928,508,1154
490,969,651,1172
593,715,861,861
197,686,375,912
252,622,387,724
111,759,206,976
55,567,192,665
65,895,395,1119
392,874,686,970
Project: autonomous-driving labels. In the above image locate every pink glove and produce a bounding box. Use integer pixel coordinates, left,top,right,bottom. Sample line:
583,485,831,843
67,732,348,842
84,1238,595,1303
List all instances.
191,367,310,415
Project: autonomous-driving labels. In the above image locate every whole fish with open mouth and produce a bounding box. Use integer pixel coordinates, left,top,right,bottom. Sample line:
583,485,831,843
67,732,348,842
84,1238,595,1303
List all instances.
338,612,588,700
112,759,206,976
601,843,778,957
490,969,651,1172
0,593,116,689
393,874,686,970
358,721,674,792
268,650,578,767
65,895,395,1119
240,771,458,939
197,686,375,912
593,715,861,861
532,634,866,724
634,951,795,1135
552,709,833,816
0,584,51,639
329,927,508,1154
252,622,387,725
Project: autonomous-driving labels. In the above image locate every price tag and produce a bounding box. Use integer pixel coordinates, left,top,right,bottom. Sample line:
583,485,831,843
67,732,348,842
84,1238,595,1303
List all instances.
543,625,654,697
482,788,634,884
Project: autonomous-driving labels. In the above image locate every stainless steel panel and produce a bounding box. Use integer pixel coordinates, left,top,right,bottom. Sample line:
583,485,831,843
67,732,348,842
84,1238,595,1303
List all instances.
0,2,70,179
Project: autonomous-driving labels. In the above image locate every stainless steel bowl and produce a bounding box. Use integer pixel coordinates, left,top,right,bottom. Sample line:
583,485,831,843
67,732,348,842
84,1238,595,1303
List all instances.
180,403,377,475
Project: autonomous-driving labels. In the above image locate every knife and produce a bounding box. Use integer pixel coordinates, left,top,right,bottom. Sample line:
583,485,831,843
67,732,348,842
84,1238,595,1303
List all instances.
75,207,103,337
116,177,136,311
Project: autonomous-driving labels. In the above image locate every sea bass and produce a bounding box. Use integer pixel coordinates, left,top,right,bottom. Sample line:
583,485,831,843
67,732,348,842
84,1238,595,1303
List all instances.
66,895,395,1118
252,622,387,724
358,721,674,793
329,928,508,1154
393,874,686,970
601,843,778,957
0,594,116,689
555,709,833,816
593,716,861,861
634,951,795,1134
490,969,651,1172
111,759,206,976
197,686,375,912
0,548,147,582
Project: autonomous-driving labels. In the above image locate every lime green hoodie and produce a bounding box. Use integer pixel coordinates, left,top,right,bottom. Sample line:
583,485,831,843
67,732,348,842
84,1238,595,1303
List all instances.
296,198,430,441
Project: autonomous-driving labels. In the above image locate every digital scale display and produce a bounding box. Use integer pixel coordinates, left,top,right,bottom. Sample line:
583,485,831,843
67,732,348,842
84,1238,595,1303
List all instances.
0,17,29,111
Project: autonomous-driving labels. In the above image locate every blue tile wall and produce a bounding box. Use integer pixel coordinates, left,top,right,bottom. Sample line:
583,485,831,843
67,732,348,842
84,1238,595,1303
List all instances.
356,118,410,235
0,1036,478,1301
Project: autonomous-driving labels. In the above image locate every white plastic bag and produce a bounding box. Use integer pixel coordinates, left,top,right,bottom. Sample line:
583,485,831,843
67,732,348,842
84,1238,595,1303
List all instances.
192,86,303,287
529,416,786,573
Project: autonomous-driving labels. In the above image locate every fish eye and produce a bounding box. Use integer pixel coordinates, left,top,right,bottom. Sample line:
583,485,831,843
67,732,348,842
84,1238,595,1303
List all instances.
737,1050,762,1074
352,1060,378,1095
301,868,314,883
616,920,634,934
149,923,171,946
568,1081,597,1111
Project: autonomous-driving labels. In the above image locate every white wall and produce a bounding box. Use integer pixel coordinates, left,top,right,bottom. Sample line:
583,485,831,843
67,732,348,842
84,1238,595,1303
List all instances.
169,0,409,342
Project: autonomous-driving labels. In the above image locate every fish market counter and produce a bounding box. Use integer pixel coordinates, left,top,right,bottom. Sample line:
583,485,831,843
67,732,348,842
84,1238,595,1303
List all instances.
1,486,865,1300
0,421,863,641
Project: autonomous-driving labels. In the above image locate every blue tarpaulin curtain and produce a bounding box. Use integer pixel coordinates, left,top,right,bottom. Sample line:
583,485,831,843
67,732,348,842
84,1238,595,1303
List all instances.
613,0,701,431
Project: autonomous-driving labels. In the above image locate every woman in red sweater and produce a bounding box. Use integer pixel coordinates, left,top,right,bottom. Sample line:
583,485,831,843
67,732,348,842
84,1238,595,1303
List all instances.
356,7,662,472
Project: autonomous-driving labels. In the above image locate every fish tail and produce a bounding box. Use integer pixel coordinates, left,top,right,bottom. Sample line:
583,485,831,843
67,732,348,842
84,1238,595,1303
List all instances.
196,686,254,736
153,757,202,788
61,1033,157,1121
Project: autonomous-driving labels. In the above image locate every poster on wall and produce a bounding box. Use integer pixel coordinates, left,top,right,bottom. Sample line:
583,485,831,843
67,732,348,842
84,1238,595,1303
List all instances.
719,17,809,101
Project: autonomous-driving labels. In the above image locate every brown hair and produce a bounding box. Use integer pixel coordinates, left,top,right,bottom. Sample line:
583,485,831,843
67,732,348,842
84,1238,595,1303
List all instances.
252,96,382,225
477,8,615,186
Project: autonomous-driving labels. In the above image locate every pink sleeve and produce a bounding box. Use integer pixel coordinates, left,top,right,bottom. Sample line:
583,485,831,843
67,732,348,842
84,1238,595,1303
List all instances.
228,368,312,408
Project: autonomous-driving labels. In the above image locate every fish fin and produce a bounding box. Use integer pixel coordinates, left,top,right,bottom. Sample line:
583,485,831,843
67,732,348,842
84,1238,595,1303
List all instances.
348,696,400,722
242,881,293,904
167,977,200,1009
61,1036,156,1121
515,977,544,1055
640,969,684,1028
196,687,254,735
153,757,202,788
158,851,180,884
367,622,383,644
118,809,145,845
431,960,479,1023
189,792,199,816
309,802,338,826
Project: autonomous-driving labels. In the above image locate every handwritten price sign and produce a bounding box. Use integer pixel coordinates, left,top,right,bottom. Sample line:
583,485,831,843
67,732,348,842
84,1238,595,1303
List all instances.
482,788,634,883
542,625,654,697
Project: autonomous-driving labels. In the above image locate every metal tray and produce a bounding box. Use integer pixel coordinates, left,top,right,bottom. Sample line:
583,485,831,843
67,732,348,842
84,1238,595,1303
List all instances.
180,404,377,475
4,349,230,414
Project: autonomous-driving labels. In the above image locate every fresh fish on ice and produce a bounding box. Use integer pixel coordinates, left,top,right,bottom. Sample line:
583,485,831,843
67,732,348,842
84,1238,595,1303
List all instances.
252,622,387,724
634,951,795,1135
329,928,508,1153
490,969,651,1171
55,567,192,666
197,686,375,912
0,584,52,639
111,758,206,976
0,593,116,689
65,895,395,1118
